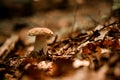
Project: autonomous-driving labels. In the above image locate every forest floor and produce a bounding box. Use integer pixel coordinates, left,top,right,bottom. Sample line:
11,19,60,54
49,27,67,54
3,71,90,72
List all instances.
0,0,120,80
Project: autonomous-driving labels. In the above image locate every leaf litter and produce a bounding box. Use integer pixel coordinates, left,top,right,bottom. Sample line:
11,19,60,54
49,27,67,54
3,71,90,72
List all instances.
0,3,120,80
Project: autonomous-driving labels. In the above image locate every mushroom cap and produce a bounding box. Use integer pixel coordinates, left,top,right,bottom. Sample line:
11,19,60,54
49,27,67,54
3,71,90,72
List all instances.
28,27,54,37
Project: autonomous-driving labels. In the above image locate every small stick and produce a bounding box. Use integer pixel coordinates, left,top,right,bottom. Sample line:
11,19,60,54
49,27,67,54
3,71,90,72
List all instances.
0,34,19,60
48,35,58,46
71,4,79,34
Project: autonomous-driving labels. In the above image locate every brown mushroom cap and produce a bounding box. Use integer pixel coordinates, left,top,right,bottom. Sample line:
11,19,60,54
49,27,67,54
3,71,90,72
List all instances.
28,27,54,37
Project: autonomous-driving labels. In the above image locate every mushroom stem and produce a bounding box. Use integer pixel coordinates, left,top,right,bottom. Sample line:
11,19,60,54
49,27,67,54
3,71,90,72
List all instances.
34,35,47,55
28,27,54,56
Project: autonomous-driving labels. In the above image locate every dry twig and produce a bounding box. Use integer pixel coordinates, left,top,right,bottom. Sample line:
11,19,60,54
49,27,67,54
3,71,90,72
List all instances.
0,34,19,60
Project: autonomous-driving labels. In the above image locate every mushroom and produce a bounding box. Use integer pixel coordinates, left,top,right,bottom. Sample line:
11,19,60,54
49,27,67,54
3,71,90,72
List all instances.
28,27,54,56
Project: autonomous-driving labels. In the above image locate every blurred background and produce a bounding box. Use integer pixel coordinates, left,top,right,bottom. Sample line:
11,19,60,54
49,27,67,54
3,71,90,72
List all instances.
0,0,119,35
0,1,120,80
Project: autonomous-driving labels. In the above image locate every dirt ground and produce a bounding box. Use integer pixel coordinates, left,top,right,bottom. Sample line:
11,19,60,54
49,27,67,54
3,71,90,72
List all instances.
0,0,120,80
